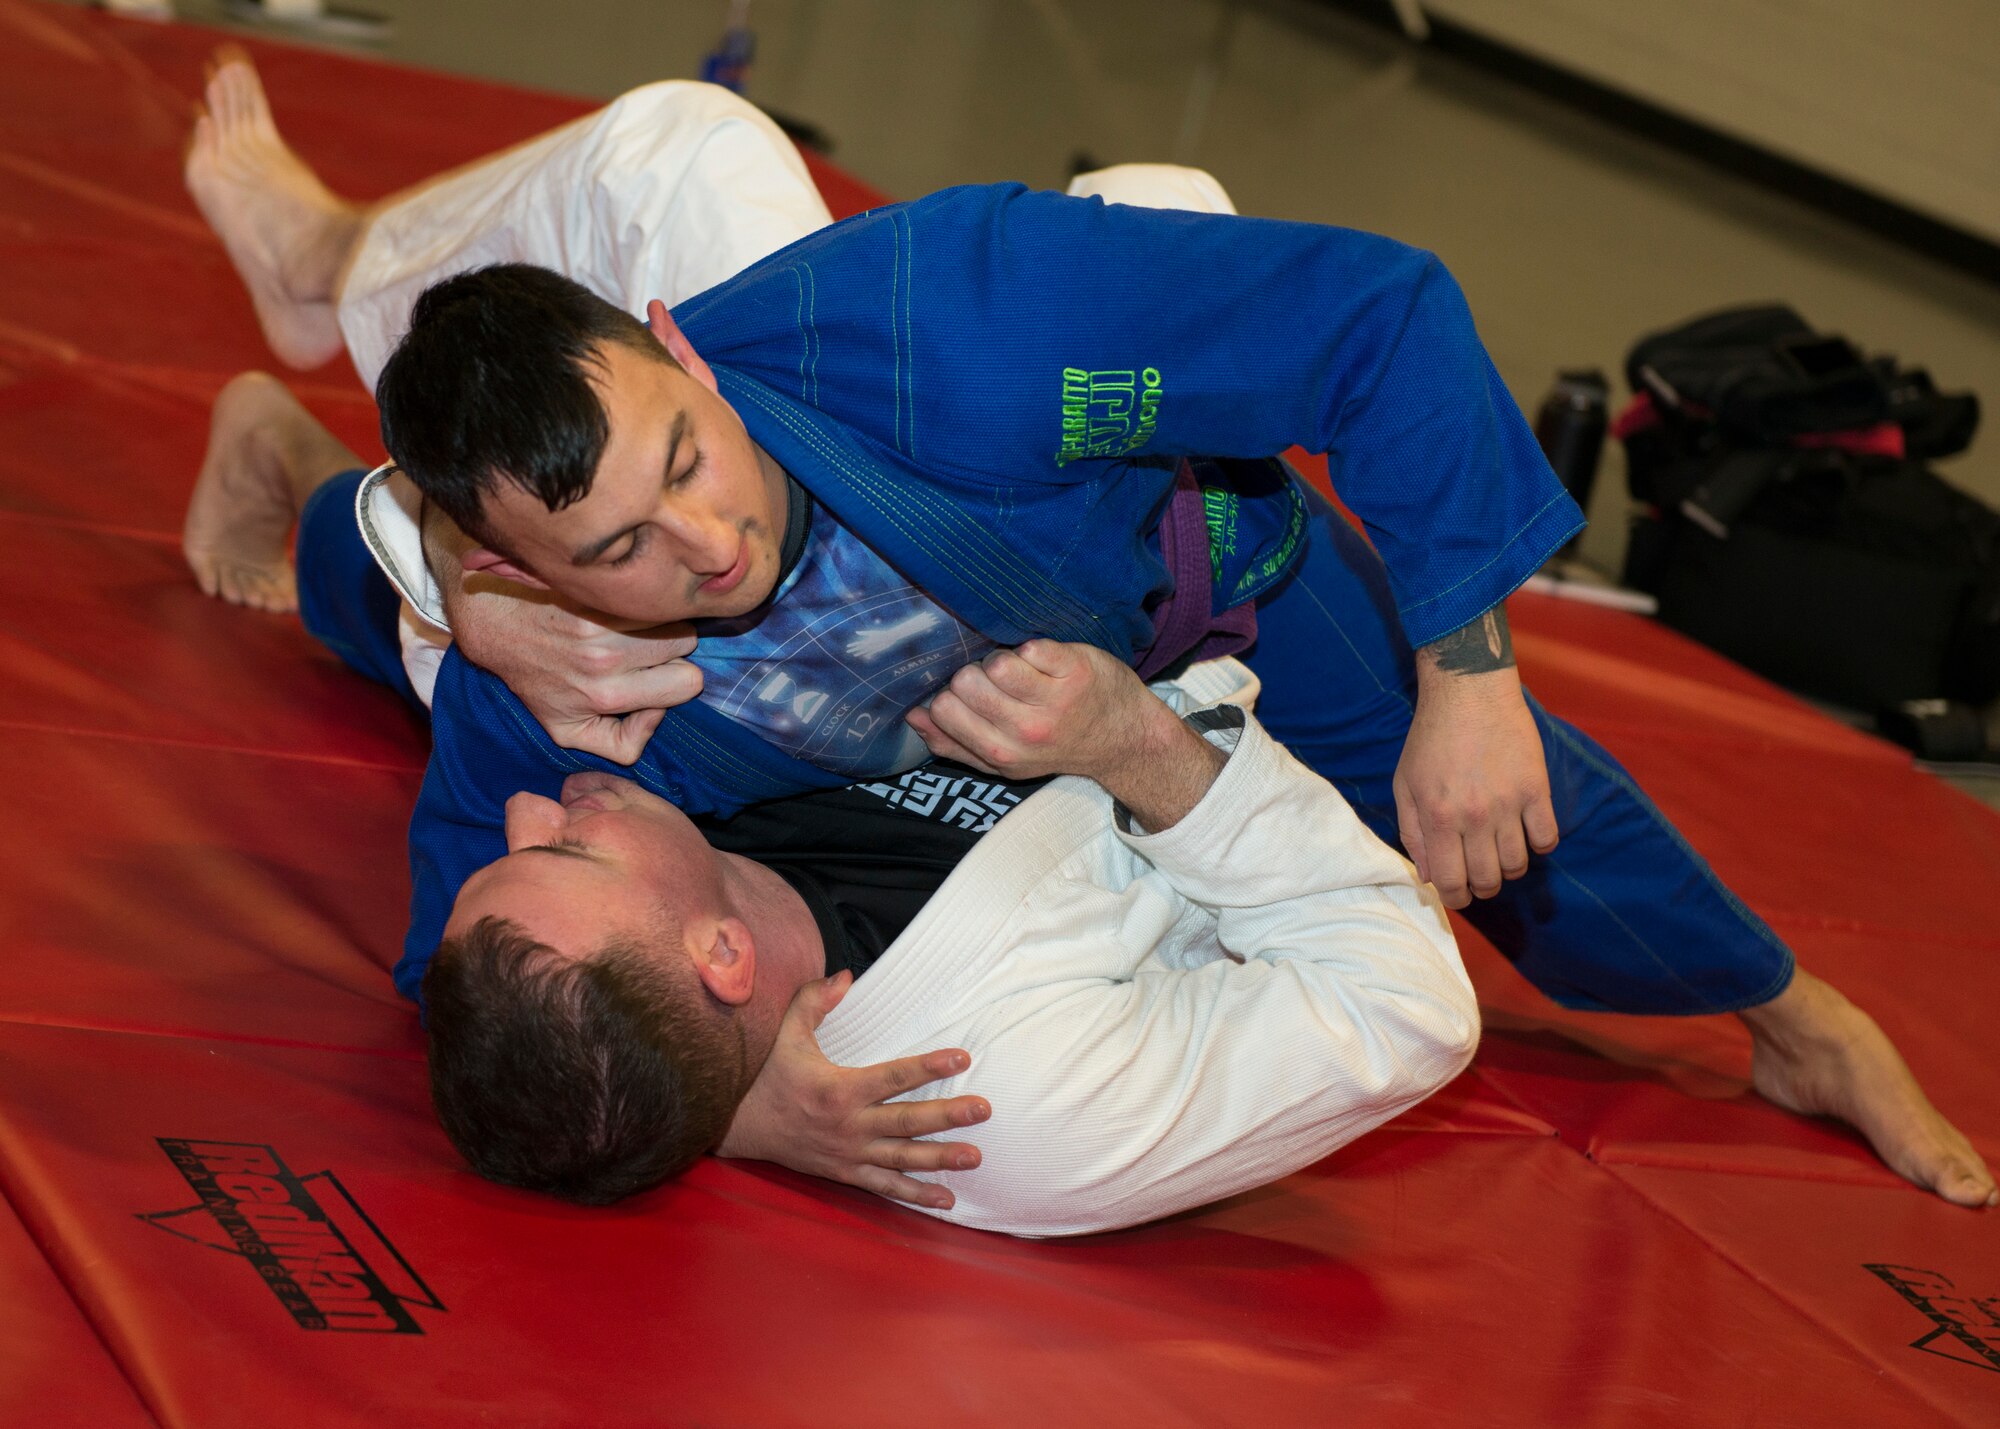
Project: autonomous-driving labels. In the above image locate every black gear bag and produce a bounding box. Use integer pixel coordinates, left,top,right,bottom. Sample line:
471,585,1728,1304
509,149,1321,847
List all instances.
1618,305,1999,710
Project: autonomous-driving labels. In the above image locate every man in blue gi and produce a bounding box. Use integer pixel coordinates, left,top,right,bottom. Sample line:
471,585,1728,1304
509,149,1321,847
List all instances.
182,56,1993,1207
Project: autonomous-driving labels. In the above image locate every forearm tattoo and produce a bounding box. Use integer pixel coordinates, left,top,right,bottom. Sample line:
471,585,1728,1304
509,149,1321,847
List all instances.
1423,608,1516,675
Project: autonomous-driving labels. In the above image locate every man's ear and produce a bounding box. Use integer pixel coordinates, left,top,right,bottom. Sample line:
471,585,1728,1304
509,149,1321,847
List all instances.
646,299,720,397
691,917,757,1007
460,546,551,590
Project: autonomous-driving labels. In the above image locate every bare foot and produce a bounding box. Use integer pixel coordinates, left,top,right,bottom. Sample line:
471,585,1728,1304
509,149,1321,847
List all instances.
184,372,360,611
183,47,360,369
1743,970,1997,1208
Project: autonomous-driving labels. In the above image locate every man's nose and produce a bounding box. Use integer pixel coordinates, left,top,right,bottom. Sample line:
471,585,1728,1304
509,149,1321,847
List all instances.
652,500,737,573
502,790,568,852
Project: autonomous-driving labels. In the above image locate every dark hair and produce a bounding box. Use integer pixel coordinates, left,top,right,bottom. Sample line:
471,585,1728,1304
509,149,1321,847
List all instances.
375,263,675,548
422,915,750,1205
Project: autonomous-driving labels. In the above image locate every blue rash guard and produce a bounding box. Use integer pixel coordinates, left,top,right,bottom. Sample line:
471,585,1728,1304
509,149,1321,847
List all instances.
399,183,1582,1001
694,499,994,776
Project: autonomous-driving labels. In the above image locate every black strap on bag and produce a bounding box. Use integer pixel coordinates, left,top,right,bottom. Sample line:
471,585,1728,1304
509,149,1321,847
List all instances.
1618,304,1997,710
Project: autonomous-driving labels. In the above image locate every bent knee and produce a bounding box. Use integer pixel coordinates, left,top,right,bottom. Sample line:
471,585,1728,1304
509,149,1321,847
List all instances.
599,78,774,140
1066,163,1238,216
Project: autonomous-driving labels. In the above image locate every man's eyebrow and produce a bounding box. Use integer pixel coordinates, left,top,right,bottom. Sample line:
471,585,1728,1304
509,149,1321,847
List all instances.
569,410,686,566
514,842,597,863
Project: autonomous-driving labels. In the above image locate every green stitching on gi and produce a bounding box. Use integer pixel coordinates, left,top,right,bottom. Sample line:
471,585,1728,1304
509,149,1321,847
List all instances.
888,212,917,458
793,267,809,402
494,695,587,773
803,262,820,406
1400,489,1575,612
1056,366,1163,466
669,713,781,793
792,263,823,407
898,211,916,460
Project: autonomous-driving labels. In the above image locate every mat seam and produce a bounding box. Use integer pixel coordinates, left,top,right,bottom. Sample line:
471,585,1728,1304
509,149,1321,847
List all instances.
0,1010,424,1062
0,1170,162,1429
0,507,181,544
0,718,426,774
1754,910,2000,952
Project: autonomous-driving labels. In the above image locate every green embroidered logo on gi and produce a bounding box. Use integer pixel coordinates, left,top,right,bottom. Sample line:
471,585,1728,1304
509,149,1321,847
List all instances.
1237,486,1309,601
1056,366,1163,465
1200,475,1306,604
1203,488,1239,587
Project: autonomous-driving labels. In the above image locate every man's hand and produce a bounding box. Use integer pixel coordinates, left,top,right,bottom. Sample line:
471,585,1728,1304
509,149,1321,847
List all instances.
717,971,991,1211
1395,607,1558,909
909,639,1226,832
425,501,702,764
452,583,703,764
906,639,1173,785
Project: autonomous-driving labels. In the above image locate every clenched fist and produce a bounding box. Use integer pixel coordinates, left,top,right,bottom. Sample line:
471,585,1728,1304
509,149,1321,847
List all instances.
905,639,1172,786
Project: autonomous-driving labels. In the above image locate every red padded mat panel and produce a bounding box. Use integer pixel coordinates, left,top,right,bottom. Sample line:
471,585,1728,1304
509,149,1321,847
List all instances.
0,356,384,536
1377,1065,1560,1137
0,513,425,765
1501,588,2000,1179
1607,1166,2000,1424
0,727,419,1052
1474,1020,1958,1190
6,246,288,380
1533,729,2000,950
0,1188,155,1427
0,1020,1934,1429
1512,621,1901,762
1507,592,2000,951
1462,924,2000,1186
0,362,221,534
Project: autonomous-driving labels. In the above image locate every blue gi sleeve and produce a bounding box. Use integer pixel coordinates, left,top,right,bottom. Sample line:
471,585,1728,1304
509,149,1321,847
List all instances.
888,185,1582,650
397,651,573,1004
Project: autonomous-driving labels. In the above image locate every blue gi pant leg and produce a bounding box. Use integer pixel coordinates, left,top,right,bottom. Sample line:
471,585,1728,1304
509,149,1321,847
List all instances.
1245,483,1795,1015
296,467,424,709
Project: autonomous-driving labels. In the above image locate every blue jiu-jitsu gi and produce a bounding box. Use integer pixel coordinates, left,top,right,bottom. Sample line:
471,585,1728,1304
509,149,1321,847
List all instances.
297,183,1792,1014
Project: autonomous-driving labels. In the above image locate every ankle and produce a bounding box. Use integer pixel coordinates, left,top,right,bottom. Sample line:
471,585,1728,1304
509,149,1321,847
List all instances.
1738,970,1843,1055
280,201,364,305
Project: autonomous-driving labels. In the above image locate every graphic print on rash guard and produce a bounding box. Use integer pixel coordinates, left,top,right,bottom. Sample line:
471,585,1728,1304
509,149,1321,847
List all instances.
693,502,996,776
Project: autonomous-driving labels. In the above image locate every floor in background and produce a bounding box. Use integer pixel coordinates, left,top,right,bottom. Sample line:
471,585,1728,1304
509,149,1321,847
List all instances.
4,6,2000,1425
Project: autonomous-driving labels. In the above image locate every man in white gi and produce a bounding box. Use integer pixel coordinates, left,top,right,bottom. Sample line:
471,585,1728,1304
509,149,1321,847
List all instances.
431,643,1479,1233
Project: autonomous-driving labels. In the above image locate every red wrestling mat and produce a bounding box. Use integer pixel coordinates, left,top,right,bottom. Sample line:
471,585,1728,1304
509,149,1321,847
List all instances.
1,4,1993,1424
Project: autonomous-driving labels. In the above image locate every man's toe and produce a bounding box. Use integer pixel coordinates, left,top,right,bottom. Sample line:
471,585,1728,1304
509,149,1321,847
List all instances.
1939,1157,1996,1207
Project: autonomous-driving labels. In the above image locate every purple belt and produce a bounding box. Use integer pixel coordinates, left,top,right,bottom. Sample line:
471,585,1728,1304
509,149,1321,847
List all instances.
1133,460,1259,681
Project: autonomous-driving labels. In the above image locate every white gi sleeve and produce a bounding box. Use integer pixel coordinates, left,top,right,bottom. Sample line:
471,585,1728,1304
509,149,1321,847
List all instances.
918,711,1479,1238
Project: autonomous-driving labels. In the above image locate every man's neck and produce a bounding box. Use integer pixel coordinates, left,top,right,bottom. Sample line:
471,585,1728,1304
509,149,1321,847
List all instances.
767,450,812,586
754,439,803,547
718,851,825,1057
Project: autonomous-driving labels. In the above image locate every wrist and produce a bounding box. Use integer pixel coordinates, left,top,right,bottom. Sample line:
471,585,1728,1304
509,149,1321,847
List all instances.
1415,655,1521,699
420,499,474,627
1096,703,1227,832
1090,692,1187,787
1415,606,1521,704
